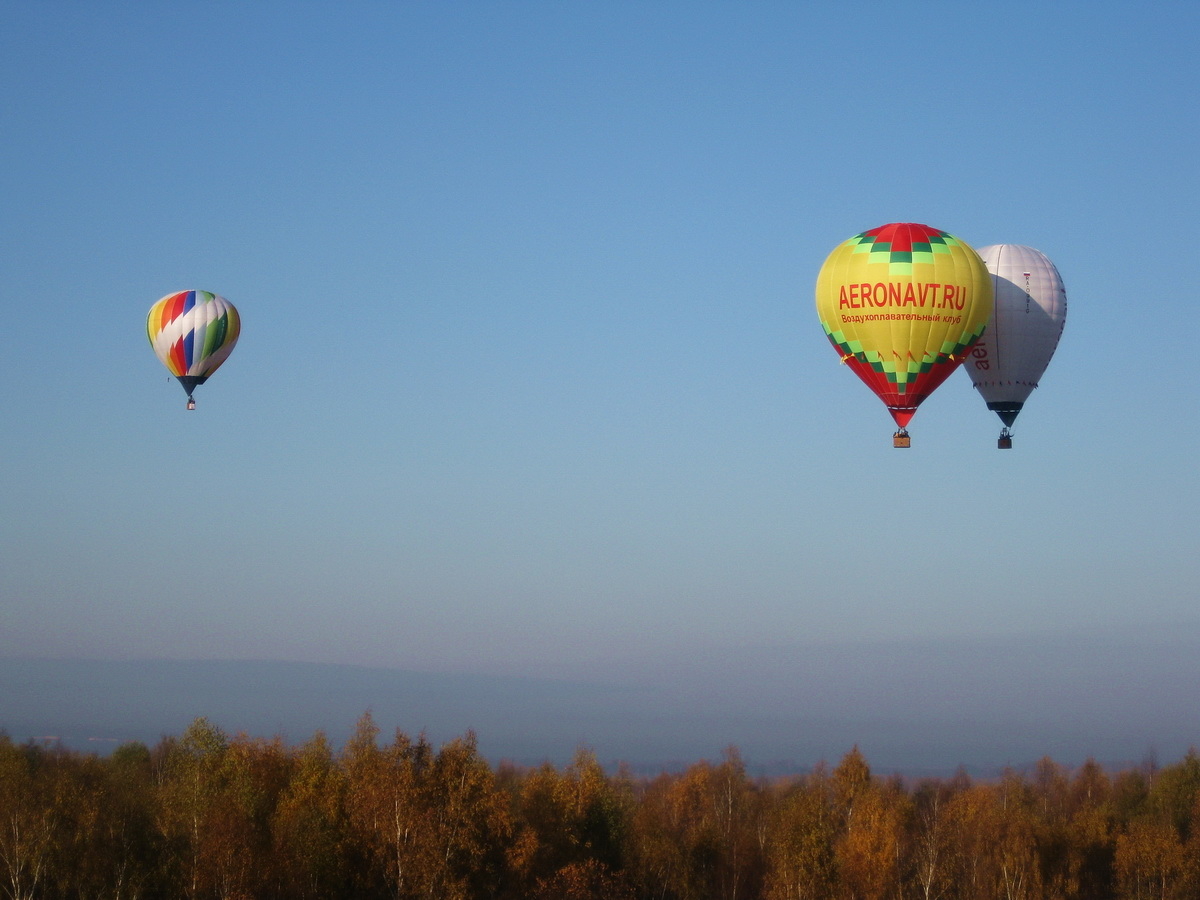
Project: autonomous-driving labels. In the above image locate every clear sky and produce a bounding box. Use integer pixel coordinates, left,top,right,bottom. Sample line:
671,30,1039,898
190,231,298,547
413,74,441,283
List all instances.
2,2,1198,755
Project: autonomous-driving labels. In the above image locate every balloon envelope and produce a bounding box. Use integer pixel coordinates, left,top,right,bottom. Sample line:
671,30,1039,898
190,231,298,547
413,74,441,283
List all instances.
147,290,241,400
815,223,993,428
963,245,1067,427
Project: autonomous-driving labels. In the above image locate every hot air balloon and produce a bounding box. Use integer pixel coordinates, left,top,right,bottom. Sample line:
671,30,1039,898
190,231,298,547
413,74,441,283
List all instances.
963,245,1067,448
815,223,993,447
147,290,241,409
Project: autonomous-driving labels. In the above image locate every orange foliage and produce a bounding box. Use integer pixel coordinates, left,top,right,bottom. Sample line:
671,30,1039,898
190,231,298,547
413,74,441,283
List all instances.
3,721,1200,899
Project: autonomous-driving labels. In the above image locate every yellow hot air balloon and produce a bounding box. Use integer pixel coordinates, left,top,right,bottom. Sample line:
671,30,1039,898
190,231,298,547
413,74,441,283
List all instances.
815,223,993,446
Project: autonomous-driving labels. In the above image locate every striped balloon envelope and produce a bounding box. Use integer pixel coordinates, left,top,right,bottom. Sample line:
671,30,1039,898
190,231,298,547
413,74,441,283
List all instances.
147,290,241,408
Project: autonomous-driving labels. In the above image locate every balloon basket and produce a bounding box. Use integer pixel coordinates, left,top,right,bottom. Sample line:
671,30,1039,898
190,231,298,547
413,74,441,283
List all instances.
186,398,196,411
892,430,911,449
997,435,1012,449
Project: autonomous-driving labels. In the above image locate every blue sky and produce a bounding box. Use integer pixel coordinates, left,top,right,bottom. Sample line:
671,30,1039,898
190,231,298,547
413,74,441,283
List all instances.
2,2,1198,757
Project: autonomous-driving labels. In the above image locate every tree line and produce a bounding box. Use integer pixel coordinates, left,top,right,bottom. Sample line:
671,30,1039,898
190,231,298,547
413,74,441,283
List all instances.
2,714,1199,900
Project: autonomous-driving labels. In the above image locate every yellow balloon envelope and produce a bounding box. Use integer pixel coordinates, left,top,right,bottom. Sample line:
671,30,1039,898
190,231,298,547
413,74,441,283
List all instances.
815,223,992,430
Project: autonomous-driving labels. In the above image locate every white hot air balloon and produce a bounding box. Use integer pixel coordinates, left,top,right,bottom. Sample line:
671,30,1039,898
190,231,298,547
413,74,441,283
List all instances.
963,245,1067,448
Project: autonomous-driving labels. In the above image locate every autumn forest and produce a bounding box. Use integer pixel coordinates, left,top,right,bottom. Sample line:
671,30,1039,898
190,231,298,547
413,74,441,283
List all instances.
3,715,1200,900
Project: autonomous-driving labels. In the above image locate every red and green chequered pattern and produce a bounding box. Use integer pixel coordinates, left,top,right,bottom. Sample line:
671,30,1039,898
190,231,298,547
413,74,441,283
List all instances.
815,223,992,428
846,222,964,274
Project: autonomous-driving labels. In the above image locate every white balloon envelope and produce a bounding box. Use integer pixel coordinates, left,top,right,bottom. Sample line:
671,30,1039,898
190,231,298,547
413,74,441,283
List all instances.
963,244,1067,446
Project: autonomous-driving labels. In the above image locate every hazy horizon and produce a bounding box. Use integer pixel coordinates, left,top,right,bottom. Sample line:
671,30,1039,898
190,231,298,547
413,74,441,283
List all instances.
6,621,1196,776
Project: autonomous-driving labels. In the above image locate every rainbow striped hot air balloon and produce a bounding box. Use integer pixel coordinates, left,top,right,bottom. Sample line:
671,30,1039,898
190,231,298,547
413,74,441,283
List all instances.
815,223,993,446
147,290,240,409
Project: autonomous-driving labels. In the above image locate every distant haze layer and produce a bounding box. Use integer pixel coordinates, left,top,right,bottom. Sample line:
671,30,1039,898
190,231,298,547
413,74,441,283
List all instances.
3,627,1196,776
